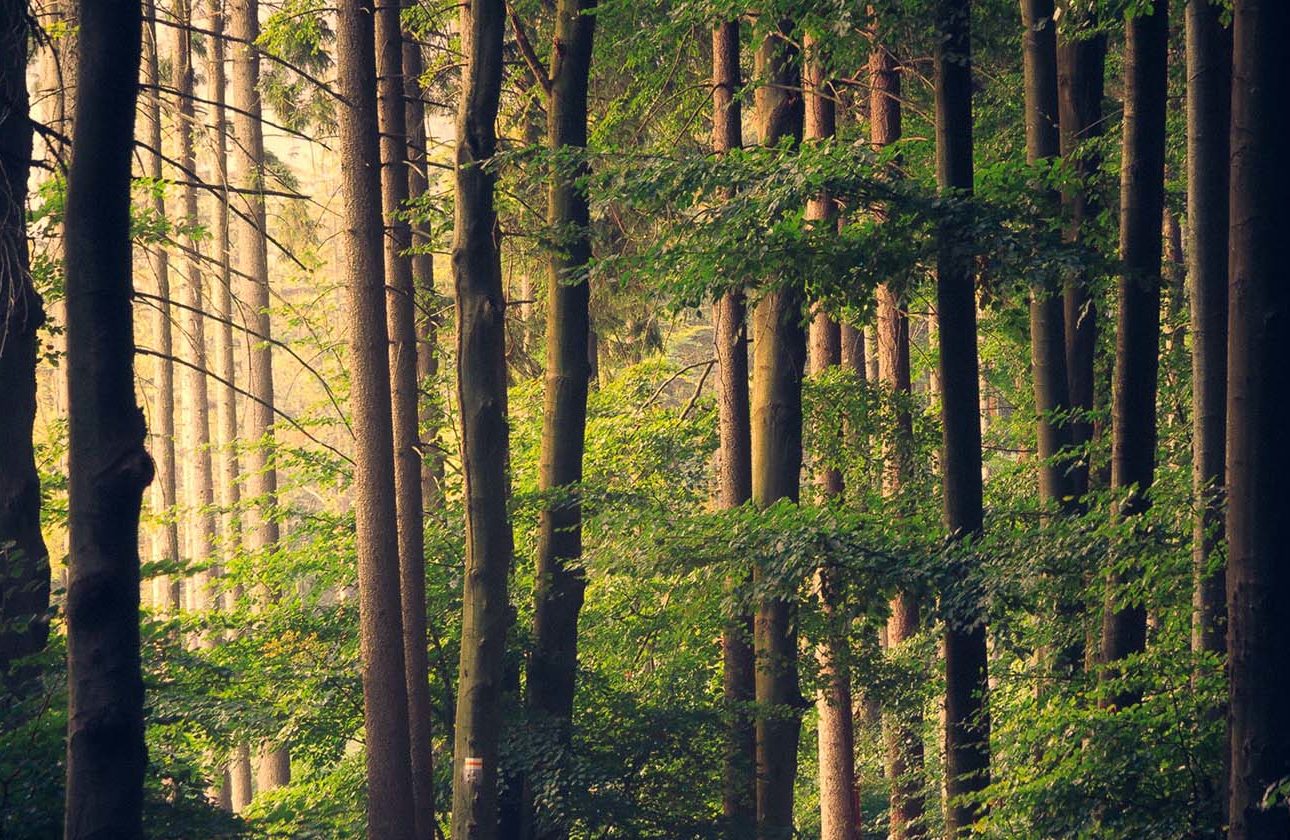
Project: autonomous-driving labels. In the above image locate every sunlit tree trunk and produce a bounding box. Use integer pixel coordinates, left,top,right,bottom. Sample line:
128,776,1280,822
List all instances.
751,18,805,839
62,2,150,835
1100,0,1167,710
0,0,50,692
450,1,513,836
933,1,990,834
1225,3,1290,837
711,18,756,834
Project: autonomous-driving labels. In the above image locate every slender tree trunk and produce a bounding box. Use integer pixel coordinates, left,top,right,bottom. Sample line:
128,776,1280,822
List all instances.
403,32,444,513
804,35,858,840
0,0,51,690
376,5,435,835
335,2,419,836
1186,0,1231,661
528,5,596,839
711,18,756,834
933,1,990,834
1226,3,1290,836
870,34,926,840
142,0,181,613
451,1,513,836
229,0,289,785
1100,0,1167,709
751,19,805,840
1056,15,1106,504
1021,0,1072,506
62,2,150,835
841,324,864,374
174,0,216,636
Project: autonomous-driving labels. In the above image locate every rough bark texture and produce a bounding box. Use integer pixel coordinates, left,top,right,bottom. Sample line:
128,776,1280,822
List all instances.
934,1,990,834
1226,2,1290,836
1100,0,1167,709
870,35,926,840
377,4,435,835
451,1,513,836
0,0,51,687
142,1,180,613
336,2,418,835
528,5,596,839
1056,16,1106,503
711,19,756,835
229,0,288,786
1186,0,1230,661
751,19,805,840
62,3,150,836
1021,0,1072,506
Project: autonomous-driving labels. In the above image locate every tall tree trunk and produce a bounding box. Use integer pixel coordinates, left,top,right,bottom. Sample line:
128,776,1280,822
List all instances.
62,2,150,835
751,19,805,840
870,34,926,840
142,0,180,613
229,0,289,786
451,0,513,836
376,4,435,835
1056,13,1106,504
174,0,216,634
1021,0,1071,506
336,2,419,836
528,5,596,839
0,0,51,690
1100,0,1167,710
1226,2,1290,836
403,33,444,513
804,35,858,840
1186,0,1231,661
711,18,756,834
933,1,990,834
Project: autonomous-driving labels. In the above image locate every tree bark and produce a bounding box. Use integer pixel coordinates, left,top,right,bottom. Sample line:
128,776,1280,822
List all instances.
751,18,805,840
1100,0,1167,710
451,1,513,836
711,18,756,835
62,2,150,836
1225,2,1290,836
933,1,990,834
528,4,596,838
0,0,51,689
1186,0,1230,661
336,2,418,836
376,4,435,835
1056,14,1106,503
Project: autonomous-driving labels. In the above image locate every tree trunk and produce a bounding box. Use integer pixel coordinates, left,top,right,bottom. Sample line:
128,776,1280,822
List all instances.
62,2,150,835
711,18,756,835
142,0,180,613
1100,0,1167,710
174,0,216,636
1056,14,1106,504
751,19,805,840
229,0,289,785
934,1,990,834
376,4,435,835
451,1,513,836
1186,0,1231,662
528,5,596,839
0,0,51,690
336,2,418,836
1021,0,1072,507
870,33,926,840
1225,2,1290,836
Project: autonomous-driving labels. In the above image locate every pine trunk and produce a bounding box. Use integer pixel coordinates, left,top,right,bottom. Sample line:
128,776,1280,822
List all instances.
62,2,150,835
450,1,513,836
1225,2,1290,836
934,1,990,833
